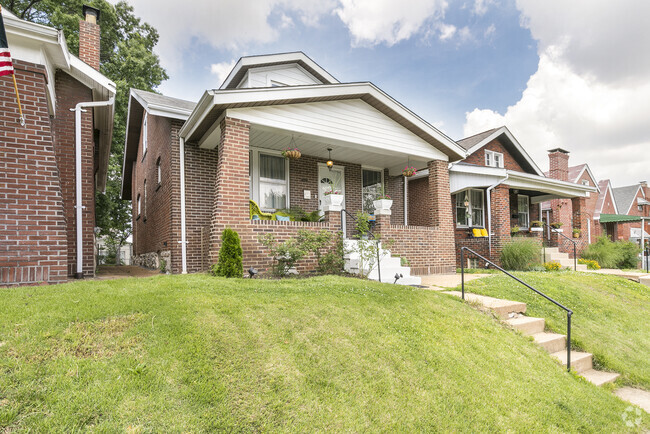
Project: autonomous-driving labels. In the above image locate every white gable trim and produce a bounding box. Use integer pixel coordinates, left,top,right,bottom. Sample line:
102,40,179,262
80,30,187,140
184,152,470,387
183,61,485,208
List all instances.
462,126,544,176
572,164,601,193
598,181,619,215
624,185,644,214
130,89,192,120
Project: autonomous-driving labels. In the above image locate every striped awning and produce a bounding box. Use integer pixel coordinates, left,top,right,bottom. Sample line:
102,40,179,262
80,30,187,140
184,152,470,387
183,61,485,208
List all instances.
599,214,642,223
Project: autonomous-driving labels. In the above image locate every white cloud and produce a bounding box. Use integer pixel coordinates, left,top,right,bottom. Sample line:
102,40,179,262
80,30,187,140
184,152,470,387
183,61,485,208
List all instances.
210,60,237,88
438,23,456,41
473,0,494,16
464,1,650,186
484,24,495,38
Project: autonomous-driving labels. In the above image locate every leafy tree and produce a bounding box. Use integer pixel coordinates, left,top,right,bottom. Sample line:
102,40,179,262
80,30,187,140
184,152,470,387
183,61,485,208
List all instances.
7,0,169,257
213,229,243,278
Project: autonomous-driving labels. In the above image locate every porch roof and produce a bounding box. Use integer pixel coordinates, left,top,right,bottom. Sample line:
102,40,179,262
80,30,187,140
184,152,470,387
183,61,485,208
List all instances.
599,214,642,223
179,83,466,162
448,164,597,202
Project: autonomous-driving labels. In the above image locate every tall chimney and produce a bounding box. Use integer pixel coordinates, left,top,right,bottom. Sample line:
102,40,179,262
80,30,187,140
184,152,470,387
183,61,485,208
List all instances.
547,148,570,181
79,5,100,71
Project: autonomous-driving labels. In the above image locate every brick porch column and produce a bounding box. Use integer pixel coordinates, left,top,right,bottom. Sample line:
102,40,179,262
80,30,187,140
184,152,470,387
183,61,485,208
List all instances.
491,184,511,263
427,160,454,229
374,206,391,236
572,196,589,255
210,117,251,263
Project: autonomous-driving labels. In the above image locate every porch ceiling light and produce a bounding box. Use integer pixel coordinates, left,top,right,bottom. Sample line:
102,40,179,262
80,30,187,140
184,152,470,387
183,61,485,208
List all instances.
326,148,334,170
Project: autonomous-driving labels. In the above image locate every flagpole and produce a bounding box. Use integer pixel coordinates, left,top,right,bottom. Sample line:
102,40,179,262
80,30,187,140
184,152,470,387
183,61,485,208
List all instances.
12,73,25,126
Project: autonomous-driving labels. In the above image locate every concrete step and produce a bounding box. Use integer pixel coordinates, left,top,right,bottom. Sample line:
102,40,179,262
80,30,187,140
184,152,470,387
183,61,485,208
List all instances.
533,332,567,353
444,292,526,319
505,316,545,335
551,350,593,374
639,275,650,287
543,247,560,255
614,387,650,413
581,369,620,386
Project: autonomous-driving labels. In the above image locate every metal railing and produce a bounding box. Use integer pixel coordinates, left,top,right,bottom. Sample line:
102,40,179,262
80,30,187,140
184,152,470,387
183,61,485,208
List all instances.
341,209,381,281
460,247,574,371
645,246,649,273
542,221,577,271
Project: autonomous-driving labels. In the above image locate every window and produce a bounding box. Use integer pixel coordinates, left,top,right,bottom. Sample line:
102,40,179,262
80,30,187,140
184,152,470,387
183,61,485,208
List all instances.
362,168,383,214
485,150,504,168
156,157,162,187
455,189,484,227
136,194,141,218
517,195,529,228
582,179,590,196
251,151,288,210
142,112,148,156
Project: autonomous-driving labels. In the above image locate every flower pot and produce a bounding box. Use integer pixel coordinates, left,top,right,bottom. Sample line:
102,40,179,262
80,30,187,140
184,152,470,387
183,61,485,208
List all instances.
402,169,416,177
530,227,543,232
552,228,563,233
283,150,301,160
373,199,393,211
573,233,580,239
323,193,344,208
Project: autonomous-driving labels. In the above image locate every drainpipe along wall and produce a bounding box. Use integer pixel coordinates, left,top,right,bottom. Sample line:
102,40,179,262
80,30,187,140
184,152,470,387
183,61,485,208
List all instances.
179,137,188,273
70,98,114,278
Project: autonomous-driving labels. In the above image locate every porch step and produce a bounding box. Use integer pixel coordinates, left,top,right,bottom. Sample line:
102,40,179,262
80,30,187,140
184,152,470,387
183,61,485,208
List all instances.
551,350,593,374
581,369,620,386
532,332,567,353
344,240,421,286
443,292,526,319
505,316,545,335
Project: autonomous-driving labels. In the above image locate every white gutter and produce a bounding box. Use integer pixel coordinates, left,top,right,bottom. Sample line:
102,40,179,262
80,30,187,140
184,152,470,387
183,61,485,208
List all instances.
71,97,115,278
179,137,188,273
486,174,509,257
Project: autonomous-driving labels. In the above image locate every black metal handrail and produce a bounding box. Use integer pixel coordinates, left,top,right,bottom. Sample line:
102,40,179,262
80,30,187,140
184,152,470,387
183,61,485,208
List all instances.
341,209,381,281
460,247,573,371
541,221,577,271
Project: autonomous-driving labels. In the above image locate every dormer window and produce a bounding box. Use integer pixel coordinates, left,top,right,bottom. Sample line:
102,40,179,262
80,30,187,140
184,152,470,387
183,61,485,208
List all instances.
485,150,504,168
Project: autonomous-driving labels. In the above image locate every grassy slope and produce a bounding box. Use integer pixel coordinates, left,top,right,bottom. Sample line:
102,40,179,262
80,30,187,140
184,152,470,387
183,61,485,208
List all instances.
463,272,650,390
0,275,645,432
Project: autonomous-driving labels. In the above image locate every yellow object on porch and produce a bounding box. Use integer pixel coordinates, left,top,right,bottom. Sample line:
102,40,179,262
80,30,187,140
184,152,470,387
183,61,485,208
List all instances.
249,200,274,220
480,228,488,237
472,228,488,238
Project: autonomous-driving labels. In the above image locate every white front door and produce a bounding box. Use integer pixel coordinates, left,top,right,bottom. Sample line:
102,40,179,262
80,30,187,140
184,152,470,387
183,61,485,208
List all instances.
318,165,345,214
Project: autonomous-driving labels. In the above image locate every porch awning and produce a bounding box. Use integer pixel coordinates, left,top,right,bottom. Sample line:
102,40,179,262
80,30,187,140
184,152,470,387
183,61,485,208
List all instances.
599,214,642,223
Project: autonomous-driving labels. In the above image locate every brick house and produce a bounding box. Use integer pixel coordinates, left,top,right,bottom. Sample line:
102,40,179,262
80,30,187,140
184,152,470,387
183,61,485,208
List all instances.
606,182,650,245
1,7,115,286
446,127,595,267
122,52,467,277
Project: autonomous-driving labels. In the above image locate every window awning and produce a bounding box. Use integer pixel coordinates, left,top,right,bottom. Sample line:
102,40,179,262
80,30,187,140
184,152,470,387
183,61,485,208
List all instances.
599,214,642,223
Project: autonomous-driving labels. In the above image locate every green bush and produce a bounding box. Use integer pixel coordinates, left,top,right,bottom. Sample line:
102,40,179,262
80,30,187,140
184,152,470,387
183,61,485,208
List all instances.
500,239,541,271
212,228,243,278
258,234,307,277
581,237,640,269
578,258,601,270
544,261,562,271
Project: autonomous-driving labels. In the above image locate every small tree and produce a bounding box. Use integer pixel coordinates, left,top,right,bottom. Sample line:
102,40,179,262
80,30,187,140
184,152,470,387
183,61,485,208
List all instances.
213,228,243,278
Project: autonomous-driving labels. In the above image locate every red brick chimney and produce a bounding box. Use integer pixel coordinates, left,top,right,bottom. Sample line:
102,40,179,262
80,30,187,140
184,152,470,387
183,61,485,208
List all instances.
79,5,100,71
548,148,570,181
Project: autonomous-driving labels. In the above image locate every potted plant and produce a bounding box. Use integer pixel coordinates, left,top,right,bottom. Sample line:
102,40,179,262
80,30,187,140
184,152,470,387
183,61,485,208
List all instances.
322,187,343,207
550,222,563,232
530,220,544,232
282,147,301,160
573,228,581,238
511,225,521,236
402,166,417,177
373,192,393,213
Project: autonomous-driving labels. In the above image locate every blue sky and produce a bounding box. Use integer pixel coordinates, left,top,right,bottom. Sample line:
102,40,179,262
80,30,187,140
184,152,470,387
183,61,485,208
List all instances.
127,0,650,187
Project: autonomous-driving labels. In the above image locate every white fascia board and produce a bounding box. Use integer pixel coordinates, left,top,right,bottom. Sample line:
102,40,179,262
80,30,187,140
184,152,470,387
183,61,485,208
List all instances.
178,90,215,138
450,164,507,177
220,52,340,89
183,83,465,159
573,164,601,193
129,89,191,120
69,56,116,96
464,126,544,176
507,171,597,197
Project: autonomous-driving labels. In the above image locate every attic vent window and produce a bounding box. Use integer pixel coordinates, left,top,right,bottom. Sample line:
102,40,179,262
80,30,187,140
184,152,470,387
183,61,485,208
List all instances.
485,150,504,168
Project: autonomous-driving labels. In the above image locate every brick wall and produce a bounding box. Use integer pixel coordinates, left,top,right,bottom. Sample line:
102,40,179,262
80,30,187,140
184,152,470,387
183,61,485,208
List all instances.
548,150,569,182
462,138,525,172
574,170,598,242
51,71,95,278
0,60,68,286
79,20,100,71
407,177,429,226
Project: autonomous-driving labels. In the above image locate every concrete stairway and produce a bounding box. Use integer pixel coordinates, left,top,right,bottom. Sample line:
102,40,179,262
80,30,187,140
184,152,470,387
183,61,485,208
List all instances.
444,291,620,386
542,247,588,271
344,240,421,285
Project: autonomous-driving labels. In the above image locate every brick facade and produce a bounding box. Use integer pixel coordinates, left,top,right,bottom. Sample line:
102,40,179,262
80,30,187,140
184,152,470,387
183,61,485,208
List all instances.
0,60,68,285
79,20,100,71
462,138,525,172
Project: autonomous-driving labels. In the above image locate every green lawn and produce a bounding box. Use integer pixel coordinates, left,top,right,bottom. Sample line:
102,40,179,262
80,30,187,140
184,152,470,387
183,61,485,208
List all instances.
0,275,646,432
462,271,650,390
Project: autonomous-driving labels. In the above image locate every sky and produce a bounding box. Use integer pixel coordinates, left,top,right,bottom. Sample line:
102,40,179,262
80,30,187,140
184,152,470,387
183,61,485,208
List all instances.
121,0,649,187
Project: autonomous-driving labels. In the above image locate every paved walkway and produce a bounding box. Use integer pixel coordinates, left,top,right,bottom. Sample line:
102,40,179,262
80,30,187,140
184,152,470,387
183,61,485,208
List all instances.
419,273,492,291
614,387,650,413
95,265,160,280
587,269,650,286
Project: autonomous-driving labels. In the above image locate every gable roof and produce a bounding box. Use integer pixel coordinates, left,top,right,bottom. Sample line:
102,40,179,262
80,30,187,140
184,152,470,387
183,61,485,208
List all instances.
220,52,340,90
595,180,618,217
613,184,643,215
122,89,196,198
567,164,600,192
455,126,544,176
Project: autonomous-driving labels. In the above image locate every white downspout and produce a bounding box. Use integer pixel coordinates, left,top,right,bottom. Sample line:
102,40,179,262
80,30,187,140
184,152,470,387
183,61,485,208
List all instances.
70,97,115,278
404,176,408,226
486,174,509,257
179,137,188,273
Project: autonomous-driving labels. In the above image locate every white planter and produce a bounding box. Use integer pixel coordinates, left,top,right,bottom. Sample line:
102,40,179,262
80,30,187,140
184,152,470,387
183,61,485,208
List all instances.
530,227,543,232
323,193,344,211
551,228,564,233
373,199,393,216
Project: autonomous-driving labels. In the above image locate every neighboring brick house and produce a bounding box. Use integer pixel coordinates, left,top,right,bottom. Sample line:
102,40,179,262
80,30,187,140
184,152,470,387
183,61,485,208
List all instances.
122,52,466,276
607,182,650,244
444,127,595,267
1,7,115,286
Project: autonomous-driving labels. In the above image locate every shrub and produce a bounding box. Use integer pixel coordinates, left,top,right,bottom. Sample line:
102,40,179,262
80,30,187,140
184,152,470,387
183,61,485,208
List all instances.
297,229,346,275
544,261,562,271
212,228,243,278
578,258,601,270
581,237,641,269
500,239,541,271
258,234,307,277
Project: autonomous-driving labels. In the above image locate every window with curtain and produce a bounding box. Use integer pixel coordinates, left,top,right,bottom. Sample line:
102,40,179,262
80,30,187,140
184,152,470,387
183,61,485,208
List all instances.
259,153,287,210
454,189,484,227
362,169,383,213
518,195,529,228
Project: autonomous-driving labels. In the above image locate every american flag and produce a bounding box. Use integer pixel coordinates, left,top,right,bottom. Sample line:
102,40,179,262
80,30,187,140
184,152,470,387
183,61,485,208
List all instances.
0,9,14,77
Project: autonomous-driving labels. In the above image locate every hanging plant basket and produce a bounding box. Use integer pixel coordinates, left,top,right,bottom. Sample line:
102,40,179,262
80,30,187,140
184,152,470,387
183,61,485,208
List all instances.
402,166,417,177
282,148,301,160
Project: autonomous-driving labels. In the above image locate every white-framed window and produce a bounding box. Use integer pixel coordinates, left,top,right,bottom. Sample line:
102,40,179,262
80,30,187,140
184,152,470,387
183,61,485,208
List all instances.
455,189,484,227
156,157,162,186
142,112,148,157
517,195,529,228
362,168,384,214
485,150,504,168
136,193,141,218
250,149,289,211
582,179,590,196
